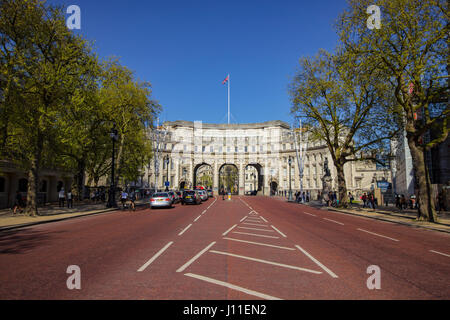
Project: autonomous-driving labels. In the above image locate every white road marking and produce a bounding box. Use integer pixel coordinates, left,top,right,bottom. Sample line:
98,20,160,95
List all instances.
202,210,207,214
232,231,279,239
209,250,322,274
295,245,338,278
323,218,345,226
138,241,174,272
194,215,202,222
176,241,216,273
271,225,287,238
357,228,399,242
245,219,264,223
238,226,275,232
304,212,317,217
260,216,268,223
240,216,248,222
223,237,296,251
184,273,282,300
222,224,237,236
242,222,270,227
430,250,450,258
178,224,193,236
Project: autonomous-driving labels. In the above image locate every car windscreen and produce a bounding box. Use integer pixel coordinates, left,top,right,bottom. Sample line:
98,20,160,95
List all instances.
184,191,196,196
153,193,168,198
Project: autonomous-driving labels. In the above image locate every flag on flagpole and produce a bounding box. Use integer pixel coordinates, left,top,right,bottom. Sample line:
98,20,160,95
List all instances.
222,75,229,85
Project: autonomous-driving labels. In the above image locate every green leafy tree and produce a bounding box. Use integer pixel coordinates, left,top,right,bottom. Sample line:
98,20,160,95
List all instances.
338,0,449,221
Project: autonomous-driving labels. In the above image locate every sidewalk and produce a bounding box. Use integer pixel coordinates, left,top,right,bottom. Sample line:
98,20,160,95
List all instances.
270,195,450,234
0,198,149,231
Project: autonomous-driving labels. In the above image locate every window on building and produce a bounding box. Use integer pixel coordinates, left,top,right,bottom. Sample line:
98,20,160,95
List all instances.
235,147,238,152
244,146,248,153
0,177,5,192
202,146,206,152
210,146,214,152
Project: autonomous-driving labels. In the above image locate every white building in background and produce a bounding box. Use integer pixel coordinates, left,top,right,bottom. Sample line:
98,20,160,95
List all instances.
145,120,390,198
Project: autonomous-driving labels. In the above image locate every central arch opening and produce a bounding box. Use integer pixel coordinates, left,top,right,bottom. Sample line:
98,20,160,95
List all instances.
244,164,262,195
219,164,239,195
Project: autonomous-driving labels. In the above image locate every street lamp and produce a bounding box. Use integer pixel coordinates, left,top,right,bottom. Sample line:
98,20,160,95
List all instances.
288,157,293,202
107,125,119,208
165,155,170,191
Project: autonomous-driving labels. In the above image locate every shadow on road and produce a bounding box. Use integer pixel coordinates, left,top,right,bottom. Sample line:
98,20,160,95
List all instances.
0,228,65,255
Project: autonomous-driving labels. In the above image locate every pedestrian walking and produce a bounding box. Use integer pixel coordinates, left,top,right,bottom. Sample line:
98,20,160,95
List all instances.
121,190,128,209
369,193,376,210
58,188,65,208
67,190,73,208
129,190,136,211
13,191,24,214
362,193,367,208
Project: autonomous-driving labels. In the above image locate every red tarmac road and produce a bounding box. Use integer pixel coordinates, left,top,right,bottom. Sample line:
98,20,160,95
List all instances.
0,196,449,300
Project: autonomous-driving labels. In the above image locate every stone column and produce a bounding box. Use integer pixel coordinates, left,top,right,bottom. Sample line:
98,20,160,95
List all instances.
213,161,219,192
239,162,245,195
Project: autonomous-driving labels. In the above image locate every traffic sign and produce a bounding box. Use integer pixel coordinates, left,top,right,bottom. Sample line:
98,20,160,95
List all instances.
165,181,170,187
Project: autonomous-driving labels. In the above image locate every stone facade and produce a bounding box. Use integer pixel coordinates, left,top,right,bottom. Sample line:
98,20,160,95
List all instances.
145,120,390,199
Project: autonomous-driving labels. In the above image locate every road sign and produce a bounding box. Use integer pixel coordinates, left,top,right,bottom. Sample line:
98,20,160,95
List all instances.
377,181,390,189
165,181,170,187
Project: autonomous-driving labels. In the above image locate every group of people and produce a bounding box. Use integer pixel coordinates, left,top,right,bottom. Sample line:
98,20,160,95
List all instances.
120,190,137,211
58,188,74,208
361,193,377,209
294,191,310,203
326,191,338,207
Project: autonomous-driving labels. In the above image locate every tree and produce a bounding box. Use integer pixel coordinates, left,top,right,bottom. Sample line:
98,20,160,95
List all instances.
338,0,449,221
0,0,98,215
289,49,398,207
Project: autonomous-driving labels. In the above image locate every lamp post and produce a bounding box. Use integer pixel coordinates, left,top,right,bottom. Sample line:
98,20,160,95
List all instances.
107,125,119,208
165,155,170,191
288,156,293,202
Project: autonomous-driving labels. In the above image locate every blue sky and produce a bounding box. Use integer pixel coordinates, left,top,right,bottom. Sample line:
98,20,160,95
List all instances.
52,0,349,125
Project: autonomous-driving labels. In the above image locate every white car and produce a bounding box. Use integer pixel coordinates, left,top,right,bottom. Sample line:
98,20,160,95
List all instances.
198,190,208,201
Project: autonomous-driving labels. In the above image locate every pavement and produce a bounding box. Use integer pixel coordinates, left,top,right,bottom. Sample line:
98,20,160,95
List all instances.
0,198,150,231
271,196,450,234
0,195,448,300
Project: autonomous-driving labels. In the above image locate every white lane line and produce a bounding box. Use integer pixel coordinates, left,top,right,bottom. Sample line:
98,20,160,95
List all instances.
357,228,399,242
238,226,275,232
178,224,193,236
323,218,345,226
138,241,174,272
223,237,296,251
222,224,237,236
242,222,270,227
304,212,317,217
245,219,264,223
271,225,287,238
194,215,202,222
240,216,248,222
260,216,268,223
430,250,450,258
232,231,279,239
184,273,282,300
202,210,207,214
210,250,322,274
295,245,338,279
176,242,216,273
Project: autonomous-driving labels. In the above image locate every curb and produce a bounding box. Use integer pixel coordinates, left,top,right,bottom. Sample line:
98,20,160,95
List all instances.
311,205,450,234
0,208,119,232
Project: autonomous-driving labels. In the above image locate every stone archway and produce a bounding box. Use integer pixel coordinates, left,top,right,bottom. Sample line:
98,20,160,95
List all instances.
218,164,239,195
193,163,213,189
244,163,263,195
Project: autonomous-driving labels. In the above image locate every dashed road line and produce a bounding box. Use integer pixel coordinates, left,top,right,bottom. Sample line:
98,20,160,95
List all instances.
271,225,287,238
260,216,268,223
176,241,216,273
357,228,399,242
194,215,202,222
295,245,338,278
209,250,322,274
323,218,345,226
429,250,450,258
138,241,174,272
303,212,317,217
240,216,248,222
232,231,279,239
222,224,237,236
223,237,296,251
178,224,193,236
184,273,282,300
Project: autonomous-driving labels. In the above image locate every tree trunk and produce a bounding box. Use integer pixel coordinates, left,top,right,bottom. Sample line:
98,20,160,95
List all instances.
25,135,43,217
407,136,437,222
75,160,86,201
336,160,348,208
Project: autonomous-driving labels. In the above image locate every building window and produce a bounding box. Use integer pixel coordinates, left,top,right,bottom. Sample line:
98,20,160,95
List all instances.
235,147,238,152
210,146,213,152
244,146,248,153
0,177,5,192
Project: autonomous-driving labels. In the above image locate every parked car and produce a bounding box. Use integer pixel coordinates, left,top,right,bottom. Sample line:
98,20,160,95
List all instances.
168,191,180,204
207,189,213,197
181,190,201,205
198,190,208,201
150,192,173,209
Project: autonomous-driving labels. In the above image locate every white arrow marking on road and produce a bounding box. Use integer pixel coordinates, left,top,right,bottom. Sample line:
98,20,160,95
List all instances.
295,245,338,278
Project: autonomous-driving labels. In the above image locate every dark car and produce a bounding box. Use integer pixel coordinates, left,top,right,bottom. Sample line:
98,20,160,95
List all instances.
207,189,213,197
181,190,201,205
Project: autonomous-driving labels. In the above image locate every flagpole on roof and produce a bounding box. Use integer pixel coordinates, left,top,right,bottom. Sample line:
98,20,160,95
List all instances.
227,74,230,125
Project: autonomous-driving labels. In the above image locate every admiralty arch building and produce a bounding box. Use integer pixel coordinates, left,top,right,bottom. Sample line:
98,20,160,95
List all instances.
144,120,391,198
